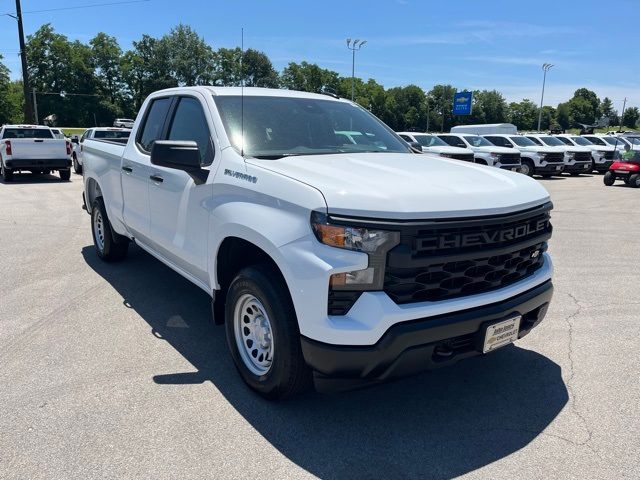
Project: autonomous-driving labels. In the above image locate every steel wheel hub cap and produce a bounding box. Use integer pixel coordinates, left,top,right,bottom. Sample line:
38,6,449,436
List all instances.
234,294,274,375
94,210,105,252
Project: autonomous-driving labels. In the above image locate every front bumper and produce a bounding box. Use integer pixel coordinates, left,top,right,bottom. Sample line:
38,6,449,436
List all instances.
594,161,613,172
498,164,522,172
302,280,553,392
536,163,564,174
4,158,71,170
564,162,592,173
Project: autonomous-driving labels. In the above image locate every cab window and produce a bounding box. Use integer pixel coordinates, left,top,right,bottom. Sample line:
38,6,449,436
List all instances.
167,97,214,165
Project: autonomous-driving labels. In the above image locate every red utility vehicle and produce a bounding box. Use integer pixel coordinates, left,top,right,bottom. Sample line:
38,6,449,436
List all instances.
603,149,640,188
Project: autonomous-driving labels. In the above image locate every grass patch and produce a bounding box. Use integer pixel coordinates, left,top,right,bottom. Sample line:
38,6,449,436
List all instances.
61,127,87,136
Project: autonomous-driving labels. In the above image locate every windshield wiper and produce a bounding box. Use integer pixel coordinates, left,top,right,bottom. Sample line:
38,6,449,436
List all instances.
250,153,304,160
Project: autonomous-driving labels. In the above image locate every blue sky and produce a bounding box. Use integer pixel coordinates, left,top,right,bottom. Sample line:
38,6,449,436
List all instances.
1,0,638,110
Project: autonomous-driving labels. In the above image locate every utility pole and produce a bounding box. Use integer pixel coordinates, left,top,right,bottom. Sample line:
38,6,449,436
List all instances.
619,97,627,132
32,88,38,124
537,63,553,132
13,0,34,123
346,38,366,101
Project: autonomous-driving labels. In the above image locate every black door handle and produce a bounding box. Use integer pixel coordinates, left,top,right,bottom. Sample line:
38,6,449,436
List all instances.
34,139,44,142
122,166,133,173
150,174,164,183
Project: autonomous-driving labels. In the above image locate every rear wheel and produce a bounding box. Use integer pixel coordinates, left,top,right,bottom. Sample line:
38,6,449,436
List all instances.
225,264,311,400
1,163,13,182
91,197,129,261
629,174,640,188
603,171,615,186
73,154,82,174
520,159,534,177
59,168,71,181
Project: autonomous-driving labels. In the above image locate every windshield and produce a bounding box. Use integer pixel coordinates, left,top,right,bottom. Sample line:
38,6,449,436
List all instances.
414,134,448,147
627,137,640,147
586,136,607,146
571,136,593,146
511,136,537,147
540,136,565,146
556,137,574,145
463,135,492,147
94,130,131,139
213,95,410,158
2,128,53,139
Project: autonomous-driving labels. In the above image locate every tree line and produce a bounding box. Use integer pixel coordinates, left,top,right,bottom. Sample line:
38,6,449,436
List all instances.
0,23,638,131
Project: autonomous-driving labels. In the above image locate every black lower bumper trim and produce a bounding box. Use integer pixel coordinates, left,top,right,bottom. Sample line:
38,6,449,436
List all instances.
535,164,564,174
564,163,592,173
302,280,553,392
5,158,71,170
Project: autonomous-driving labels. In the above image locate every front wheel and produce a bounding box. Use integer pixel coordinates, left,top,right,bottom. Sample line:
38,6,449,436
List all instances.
520,159,534,176
91,198,129,261
603,171,615,186
59,168,71,181
225,264,311,400
629,174,640,188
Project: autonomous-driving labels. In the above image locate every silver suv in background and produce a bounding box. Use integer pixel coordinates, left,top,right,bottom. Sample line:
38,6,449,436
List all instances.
113,118,135,128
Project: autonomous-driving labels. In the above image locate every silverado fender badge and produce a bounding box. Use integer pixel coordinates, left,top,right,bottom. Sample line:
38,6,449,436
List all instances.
224,169,257,184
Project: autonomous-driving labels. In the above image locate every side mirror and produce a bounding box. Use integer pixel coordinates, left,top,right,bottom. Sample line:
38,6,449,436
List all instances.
408,141,423,153
151,140,208,185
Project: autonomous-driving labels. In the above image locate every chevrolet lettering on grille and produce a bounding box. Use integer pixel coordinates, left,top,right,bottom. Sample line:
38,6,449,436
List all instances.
417,218,549,251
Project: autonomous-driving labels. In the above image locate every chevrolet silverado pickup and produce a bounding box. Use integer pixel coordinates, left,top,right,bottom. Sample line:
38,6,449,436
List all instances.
1,125,71,181
82,87,554,399
72,127,131,174
437,133,522,171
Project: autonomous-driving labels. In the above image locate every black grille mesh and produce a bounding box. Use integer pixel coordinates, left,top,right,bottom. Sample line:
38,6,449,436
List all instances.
498,153,521,164
450,154,475,162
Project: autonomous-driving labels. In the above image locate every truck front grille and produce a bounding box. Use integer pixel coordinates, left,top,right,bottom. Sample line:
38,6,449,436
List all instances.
574,152,592,162
498,153,521,165
545,152,564,163
450,153,475,162
604,151,615,160
382,204,552,305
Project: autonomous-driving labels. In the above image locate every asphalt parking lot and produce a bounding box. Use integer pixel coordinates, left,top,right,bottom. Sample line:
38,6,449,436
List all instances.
1,172,639,479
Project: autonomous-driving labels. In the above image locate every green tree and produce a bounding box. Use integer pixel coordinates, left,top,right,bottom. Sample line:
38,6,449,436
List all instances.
280,61,340,93
622,107,639,128
572,88,600,119
540,105,557,130
211,48,279,87
468,90,508,125
161,24,215,86
0,57,23,124
556,102,571,129
507,99,538,130
90,33,122,104
426,84,456,132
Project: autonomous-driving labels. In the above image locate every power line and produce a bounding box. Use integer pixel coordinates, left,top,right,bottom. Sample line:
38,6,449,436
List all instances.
3,0,150,16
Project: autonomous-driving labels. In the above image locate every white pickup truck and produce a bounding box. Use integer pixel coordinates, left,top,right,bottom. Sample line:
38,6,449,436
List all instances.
396,132,475,162
437,133,522,171
482,134,565,177
72,127,131,174
82,87,554,399
0,125,72,181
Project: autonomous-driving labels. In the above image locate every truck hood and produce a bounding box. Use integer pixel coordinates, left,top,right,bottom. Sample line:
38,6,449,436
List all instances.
517,146,564,153
248,152,550,219
422,146,473,155
564,146,592,153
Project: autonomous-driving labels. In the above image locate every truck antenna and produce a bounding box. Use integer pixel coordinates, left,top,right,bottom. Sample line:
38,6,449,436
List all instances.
241,27,244,157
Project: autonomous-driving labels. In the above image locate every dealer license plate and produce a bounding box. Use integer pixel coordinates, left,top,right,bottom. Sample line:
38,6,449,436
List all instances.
556,166,562,171
615,170,630,174
483,316,521,353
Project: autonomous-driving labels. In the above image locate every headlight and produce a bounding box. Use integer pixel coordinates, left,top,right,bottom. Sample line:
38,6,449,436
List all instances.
536,151,547,158
489,153,500,160
597,150,608,156
566,152,575,159
439,153,452,158
311,211,400,290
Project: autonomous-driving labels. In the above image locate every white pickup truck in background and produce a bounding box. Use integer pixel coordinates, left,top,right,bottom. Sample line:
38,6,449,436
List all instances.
437,133,522,171
0,125,72,182
482,134,566,177
72,127,131,174
397,132,475,162
82,86,554,399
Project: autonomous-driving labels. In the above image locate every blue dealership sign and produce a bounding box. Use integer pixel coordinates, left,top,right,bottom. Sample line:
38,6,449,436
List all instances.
452,91,473,115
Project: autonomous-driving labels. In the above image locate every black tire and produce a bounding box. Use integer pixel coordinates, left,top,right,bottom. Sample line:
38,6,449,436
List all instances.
73,154,82,174
629,174,640,188
603,171,615,186
59,168,71,181
225,264,311,400
91,197,129,262
520,159,534,177
541,174,552,178
475,159,487,166
1,163,13,182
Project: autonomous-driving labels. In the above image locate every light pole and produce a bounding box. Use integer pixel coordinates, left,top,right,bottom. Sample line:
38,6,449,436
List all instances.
346,38,366,101
537,63,553,132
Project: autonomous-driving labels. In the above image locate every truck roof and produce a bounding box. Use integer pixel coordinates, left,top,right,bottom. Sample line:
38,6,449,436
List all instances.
2,124,51,129
151,86,350,103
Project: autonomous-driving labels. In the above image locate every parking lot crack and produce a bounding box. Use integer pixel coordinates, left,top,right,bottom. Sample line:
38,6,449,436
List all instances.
558,290,600,457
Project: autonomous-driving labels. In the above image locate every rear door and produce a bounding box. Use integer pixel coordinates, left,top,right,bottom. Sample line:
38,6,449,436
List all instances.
147,94,214,285
122,96,172,243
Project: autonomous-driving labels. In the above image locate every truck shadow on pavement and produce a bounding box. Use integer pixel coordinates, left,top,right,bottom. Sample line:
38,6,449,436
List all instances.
82,244,568,480
0,173,70,184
